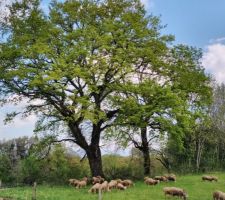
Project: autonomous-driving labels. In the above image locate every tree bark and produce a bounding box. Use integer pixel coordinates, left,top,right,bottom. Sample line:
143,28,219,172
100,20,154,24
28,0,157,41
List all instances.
141,127,151,176
86,145,104,177
68,122,104,177
142,147,150,176
195,137,204,172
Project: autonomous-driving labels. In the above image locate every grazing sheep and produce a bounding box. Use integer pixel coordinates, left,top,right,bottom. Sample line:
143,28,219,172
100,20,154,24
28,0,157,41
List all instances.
68,179,77,185
213,190,225,200
155,176,168,182
108,180,118,190
122,179,134,187
76,180,87,189
165,174,176,182
116,179,123,183
211,176,218,182
116,183,127,190
68,179,79,186
92,176,105,184
163,187,188,200
202,175,218,182
88,183,101,193
100,181,110,192
82,176,88,182
145,178,159,186
96,176,105,183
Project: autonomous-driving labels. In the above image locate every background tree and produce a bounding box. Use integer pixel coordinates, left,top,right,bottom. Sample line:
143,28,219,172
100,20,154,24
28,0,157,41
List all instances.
106,45,211,175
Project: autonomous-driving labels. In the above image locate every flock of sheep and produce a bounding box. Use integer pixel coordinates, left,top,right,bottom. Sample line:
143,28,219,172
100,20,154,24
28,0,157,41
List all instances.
68,174,224,199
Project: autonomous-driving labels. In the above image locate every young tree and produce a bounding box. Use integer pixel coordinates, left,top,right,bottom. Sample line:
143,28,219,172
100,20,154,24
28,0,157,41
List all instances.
0,0,174,176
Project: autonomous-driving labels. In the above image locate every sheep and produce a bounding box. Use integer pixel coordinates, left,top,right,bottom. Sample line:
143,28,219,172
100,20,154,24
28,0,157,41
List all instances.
122,179,134,187
144,178,159,186
163,187,188,200
116,183,127,190
92,176,105,184
82,176,88,182
69,179,78,185
116,179,123,183
96,176,105,183
68,179,80,186
211,176,218,182
108,180,118,190
76,179,87,189
165,174,176,182
202,175,218,182
100,181,110,192
213,190,225,200
155,176,168,182
88,183,101,193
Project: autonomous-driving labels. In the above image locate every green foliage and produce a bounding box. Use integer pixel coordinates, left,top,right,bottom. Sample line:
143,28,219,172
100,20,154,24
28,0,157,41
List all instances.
0,0,212,177
0,154,14,183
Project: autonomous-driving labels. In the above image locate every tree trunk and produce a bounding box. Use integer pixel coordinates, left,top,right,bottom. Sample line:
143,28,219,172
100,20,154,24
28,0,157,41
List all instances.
86,145,104,177
68,122,104,177
141,127,151,176
142,148,150,176
196,138,204,172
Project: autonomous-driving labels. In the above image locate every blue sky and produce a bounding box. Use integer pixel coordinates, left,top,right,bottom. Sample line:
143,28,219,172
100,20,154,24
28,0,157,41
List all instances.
1,0,225,141
147,0,225,48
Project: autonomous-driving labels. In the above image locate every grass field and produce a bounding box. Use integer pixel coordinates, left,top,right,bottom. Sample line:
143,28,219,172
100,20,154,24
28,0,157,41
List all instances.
0,173,225,200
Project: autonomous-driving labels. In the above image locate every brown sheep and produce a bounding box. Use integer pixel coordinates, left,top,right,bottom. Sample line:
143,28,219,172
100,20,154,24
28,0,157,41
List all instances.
165,174,176,182
96,176,105,183
68,179,78,186
145,178,159,186
69,179,80,186
116,179,123,183
202,175,218,182
82,176,88,182
100,181,110,192
116,183,127,190
163,187,188,200
155,176,168,182
211,176,218,182
108,180,118,190
88,183,101,193
92,176,105,184
213,190,225,200
122,179,134,187
76,179,87,189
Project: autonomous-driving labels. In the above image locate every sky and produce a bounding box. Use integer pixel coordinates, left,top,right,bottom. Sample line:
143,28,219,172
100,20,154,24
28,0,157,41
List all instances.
0,0,225,142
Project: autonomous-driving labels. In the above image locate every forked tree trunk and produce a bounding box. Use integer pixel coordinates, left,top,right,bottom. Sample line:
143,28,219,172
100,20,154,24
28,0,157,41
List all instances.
69,122,104,177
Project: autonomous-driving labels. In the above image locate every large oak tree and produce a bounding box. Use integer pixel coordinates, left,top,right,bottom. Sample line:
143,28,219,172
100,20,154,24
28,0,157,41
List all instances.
0,0,174,176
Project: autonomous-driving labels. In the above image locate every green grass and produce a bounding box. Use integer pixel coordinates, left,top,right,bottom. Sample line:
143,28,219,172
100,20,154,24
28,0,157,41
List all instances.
0,173,225,200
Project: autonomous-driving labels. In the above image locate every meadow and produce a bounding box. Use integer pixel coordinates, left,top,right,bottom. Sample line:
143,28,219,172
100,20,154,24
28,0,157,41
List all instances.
0,173,225,200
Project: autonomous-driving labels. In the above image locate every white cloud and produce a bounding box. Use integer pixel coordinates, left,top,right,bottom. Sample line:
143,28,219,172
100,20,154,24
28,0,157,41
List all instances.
0,111,36,140
0,97,38,140
209,37,225,44
202,43,225,84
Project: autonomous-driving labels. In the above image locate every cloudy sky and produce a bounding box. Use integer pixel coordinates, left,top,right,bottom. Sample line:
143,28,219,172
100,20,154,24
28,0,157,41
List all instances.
0,0,225,140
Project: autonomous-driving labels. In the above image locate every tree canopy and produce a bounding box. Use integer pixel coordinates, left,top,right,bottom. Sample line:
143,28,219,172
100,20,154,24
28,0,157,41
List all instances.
0,0,211,176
